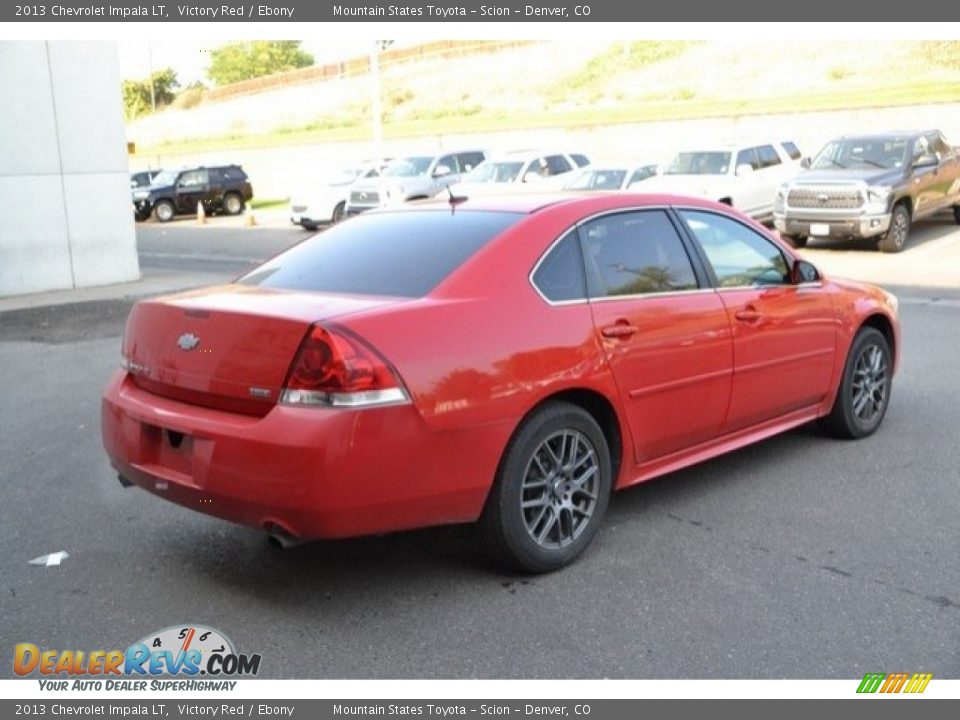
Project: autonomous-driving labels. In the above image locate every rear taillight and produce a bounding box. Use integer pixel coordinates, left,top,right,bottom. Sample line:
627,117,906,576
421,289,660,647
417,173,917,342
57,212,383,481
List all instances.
280,324,409,408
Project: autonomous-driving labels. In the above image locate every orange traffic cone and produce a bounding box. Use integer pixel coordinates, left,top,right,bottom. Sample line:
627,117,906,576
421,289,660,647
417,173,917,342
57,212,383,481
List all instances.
196,201,207,225
244,206,257,227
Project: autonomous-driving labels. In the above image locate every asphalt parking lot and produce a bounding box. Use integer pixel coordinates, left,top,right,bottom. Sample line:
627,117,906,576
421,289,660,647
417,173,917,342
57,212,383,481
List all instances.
2,215,959,679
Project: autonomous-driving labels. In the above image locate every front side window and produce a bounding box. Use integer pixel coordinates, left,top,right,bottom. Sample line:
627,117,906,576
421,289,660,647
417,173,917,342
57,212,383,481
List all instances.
458,152,486,172
545,155,573,175
736,148,761,171
627,165,658,186
532,230,586,303
679,210,789,288
565,169,626,191
383,157,434,177
666,152,732,176
782,141,802,160
757,145,781,168
579,210,699,298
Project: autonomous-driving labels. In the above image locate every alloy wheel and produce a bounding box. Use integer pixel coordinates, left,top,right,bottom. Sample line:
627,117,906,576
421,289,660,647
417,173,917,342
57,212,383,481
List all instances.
851,343,888,424
521,430,600,550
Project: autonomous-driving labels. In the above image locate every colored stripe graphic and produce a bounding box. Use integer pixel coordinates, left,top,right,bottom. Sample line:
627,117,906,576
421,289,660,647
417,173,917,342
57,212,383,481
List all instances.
857,673,886,693
857,672,932,694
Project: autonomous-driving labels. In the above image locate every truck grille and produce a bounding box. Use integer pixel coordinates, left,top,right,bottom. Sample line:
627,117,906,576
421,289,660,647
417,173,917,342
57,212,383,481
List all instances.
349,189,380,205
787,187,863,209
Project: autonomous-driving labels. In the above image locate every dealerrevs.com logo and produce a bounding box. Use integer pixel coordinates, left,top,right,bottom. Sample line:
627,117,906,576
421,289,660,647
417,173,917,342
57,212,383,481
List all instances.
14,625,262,691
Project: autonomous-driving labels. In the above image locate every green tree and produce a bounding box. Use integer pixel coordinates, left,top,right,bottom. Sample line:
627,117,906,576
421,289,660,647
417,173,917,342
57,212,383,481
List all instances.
122,68,178,120
207,41,314,86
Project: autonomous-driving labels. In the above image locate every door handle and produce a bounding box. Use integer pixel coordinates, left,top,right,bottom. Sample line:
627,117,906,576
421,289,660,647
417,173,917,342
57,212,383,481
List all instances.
735,306,761,322
601,323,638,339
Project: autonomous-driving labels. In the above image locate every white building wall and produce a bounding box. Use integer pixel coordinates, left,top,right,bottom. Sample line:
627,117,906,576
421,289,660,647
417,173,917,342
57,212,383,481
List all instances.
0,41,139,297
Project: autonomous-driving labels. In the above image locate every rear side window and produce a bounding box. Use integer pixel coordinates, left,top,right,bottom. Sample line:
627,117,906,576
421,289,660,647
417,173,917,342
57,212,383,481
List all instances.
220,166,247,181
571,154,591,168
782,141,802,160
532,231,586,303
757,145,781,168
240,210,522,298
579,210,698,298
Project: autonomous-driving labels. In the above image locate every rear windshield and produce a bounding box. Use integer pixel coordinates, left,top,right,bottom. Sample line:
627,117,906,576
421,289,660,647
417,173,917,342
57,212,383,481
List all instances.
239,210,523,298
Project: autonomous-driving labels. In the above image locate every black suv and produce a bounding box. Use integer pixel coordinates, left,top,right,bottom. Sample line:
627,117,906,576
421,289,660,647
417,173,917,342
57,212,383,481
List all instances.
133,165,254,222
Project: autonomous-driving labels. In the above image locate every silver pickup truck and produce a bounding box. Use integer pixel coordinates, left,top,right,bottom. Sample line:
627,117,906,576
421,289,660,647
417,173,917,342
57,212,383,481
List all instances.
774,130,960,252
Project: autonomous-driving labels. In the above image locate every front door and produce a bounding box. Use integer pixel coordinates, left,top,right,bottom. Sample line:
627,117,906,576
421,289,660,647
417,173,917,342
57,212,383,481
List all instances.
580,209,734,463
678,209,837,433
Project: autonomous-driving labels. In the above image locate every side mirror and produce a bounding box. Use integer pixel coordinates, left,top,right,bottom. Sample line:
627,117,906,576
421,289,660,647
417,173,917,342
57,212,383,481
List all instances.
790,259,820,284
913,153,939,169
735,164,754,176
800,157,812,169
433,164,452,178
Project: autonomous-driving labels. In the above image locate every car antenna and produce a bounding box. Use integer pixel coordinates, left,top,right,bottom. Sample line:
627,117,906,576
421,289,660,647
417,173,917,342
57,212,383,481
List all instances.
446,184,467,209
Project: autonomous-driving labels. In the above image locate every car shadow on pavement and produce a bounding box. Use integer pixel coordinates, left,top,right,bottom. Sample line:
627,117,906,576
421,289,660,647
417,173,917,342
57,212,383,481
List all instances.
157,421,826,600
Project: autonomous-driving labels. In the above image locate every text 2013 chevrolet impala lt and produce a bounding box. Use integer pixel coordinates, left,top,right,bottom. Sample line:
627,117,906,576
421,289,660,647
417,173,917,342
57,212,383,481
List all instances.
102,194,900,572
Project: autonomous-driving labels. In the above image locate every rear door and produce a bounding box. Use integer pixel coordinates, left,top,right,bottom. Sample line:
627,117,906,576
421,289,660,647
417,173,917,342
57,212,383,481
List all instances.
678,209,837,433
733,147,764,215
580,209,733,463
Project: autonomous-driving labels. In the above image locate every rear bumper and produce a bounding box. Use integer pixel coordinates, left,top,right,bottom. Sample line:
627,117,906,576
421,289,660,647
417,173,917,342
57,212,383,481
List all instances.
101,371,505,539
774,211,891,239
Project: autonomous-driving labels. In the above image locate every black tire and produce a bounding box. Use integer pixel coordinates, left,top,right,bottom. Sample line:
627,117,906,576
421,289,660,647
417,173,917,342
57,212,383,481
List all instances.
300,222,319,231
953,206,960,225
783,234,808,249
819,327,892,439
152,200,175,223
877,203,910,253
223,193,244,216
479,401,612,573
331,201,346,224
134,210,150,223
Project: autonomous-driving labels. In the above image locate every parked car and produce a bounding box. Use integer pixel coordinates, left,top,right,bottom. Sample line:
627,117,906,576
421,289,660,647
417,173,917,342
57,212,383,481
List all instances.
642,141,802,220
289,162,385,230
451,151,590,195
130,170,161,189
102,193,899,573
774,130,960,252
132,165,253,222
345,150,486,216
563,163,659,191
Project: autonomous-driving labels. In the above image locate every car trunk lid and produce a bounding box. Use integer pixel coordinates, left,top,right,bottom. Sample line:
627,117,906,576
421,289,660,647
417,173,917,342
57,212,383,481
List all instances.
122,285,400,416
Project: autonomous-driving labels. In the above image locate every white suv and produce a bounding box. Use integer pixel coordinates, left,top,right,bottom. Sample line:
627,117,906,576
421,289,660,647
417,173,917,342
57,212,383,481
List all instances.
642,141,803,220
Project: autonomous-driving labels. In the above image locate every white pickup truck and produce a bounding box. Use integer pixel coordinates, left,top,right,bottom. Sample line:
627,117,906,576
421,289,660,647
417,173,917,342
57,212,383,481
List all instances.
641,141,803,221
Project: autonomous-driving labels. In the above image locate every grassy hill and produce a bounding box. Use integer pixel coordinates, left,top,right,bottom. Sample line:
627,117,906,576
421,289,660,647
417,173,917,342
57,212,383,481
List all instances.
128,40,960,155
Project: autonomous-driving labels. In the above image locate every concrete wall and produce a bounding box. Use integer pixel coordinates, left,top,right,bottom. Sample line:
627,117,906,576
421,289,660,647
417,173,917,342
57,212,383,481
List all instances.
0,42,139,297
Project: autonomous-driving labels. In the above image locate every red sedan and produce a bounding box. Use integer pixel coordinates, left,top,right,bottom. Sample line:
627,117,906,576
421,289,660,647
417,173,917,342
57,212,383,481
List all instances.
102,194,899,572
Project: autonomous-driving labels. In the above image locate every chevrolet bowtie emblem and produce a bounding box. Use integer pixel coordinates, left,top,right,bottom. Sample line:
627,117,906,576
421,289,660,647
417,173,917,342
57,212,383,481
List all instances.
177,333,201,351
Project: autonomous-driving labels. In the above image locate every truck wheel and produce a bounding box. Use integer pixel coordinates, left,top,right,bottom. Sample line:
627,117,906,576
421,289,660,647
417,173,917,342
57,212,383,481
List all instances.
877,203,910,253
331,201,346,224
953,206,960,225
153,200,175,223
783,235,808,249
